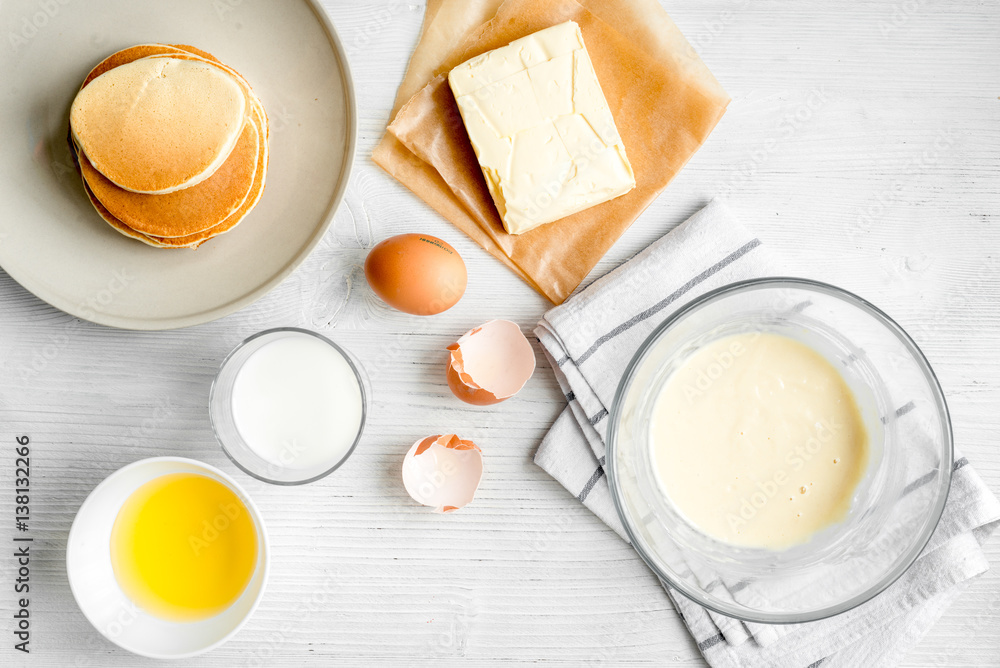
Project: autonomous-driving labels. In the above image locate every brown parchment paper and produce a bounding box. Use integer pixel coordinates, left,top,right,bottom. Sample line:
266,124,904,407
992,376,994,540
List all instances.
388,0,490,118
371,0,540,289
377,0,729,303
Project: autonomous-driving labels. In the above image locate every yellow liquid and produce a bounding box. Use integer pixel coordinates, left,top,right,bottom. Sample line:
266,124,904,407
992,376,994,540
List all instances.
110,472,258,621
651,333,870,549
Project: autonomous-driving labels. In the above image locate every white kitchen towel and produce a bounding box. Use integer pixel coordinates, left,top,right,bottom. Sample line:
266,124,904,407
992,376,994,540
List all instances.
533,199,1000,668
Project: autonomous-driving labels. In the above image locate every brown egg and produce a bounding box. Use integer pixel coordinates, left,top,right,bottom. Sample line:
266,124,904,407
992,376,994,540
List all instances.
364,234,467,315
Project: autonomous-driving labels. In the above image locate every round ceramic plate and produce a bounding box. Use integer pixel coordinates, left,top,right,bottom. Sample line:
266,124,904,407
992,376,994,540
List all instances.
0,0,356,330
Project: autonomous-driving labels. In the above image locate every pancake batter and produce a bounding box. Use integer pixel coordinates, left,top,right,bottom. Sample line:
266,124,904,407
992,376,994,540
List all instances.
650,332,869,549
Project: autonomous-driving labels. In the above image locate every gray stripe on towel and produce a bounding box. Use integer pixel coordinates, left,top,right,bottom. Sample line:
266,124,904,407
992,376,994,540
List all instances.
882,400,916,424
577,456,607,502
903,457,968,497
729,579,750,593
697,633,725,651
589,408,608,426
574,239,762,366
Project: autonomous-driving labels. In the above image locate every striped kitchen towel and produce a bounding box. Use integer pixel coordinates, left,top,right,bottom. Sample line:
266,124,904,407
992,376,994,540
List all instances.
533,199,1000,668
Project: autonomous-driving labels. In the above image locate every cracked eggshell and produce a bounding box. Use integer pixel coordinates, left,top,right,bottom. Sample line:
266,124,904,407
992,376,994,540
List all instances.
401,434,483,513
446,320,536,406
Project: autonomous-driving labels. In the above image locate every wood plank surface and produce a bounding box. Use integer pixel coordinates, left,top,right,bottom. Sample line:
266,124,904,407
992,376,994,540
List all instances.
0,0,997,665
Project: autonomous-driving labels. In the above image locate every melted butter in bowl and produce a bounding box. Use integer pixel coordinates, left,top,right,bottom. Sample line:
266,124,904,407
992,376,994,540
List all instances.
650,332,870,550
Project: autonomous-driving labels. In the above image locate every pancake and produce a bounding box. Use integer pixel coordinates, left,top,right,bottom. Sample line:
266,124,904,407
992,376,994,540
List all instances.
78,43,268,174
81,44,263,145
140,55,269,157
79,44,191,89
75,101,269,248
125,47,270,243
167,45,255,95
79,117,259,237
145,47,269,143
67,138,177,247
71,56,247,194
70,43,269,247
82,181,194,248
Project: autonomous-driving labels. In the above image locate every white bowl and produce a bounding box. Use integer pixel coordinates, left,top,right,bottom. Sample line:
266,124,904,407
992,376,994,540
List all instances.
66,457,270,659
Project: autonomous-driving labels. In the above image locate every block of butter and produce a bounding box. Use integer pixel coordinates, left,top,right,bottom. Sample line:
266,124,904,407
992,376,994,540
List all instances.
448,21,636,235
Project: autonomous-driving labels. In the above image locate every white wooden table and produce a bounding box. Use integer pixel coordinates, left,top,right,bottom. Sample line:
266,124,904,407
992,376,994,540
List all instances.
1,1,998,665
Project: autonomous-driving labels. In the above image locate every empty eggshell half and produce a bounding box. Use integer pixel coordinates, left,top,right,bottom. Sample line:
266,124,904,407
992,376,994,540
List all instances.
446,320,536,406
401,434,483,513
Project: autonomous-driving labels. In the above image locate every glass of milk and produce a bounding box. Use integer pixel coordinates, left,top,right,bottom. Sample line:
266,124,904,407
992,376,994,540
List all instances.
210,328,367,484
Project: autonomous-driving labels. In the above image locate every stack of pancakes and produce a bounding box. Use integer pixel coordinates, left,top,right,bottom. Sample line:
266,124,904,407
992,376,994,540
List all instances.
69,44,269,248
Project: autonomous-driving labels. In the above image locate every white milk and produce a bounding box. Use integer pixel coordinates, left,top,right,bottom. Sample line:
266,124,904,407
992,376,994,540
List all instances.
231,335,363,472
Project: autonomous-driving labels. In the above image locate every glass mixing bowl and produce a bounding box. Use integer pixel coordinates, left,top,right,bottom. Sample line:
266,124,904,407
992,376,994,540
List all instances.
606,278,953,623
